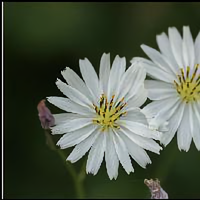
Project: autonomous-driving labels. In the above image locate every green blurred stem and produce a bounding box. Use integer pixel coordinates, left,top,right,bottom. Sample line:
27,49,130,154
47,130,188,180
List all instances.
57,149,85,199
45,130,86,199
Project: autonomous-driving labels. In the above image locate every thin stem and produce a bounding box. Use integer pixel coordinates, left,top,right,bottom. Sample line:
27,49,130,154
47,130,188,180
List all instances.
45,130,86,199
57,149,77,182
57,149,85,199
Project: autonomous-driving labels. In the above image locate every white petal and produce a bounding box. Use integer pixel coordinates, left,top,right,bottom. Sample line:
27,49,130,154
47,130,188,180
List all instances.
150,97,180,130
47,97,94,115
105,129,119,180
148,117,169,133
67,129,101,163
119,120,161,140
107,55,126,101
168,27,184,67
57,124,98,149
99,53,110,96
61,67,93,102
119,126,162,154
119,132,152,168
145,80,177,100
131,57,175,83
56,79,92,107
86,132,106,175
51,117,93,134
191,103,200,150
79,58,100,101
141,44,176,75
156,32,179,72
142,97,179,119
125,64,146,101
126,84,147,108
53,113,79,125
160,102,185,146
123,108,148,125
182,26,195,70
195,31,200,64
112,129,134,174
177,104,192,152
114,63,138,103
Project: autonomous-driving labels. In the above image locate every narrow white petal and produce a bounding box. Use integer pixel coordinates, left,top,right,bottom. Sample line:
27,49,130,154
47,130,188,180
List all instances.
150,98,180,130
141,44,176,74
156,32,179,72
131,57,175,83
47,97,94,115
142,97,179,119
191,103,200,150
53,113,79,125
119,126,162,154
125,64,146,101
107,55,126,101
119,132,152,168
131,57,153,66
57,124,98,149
195,32,200,64
112,129,134,174
56,79,92,107
119,121,162,140
177,104,192,152
105,129,119,180
159,121,169,132
182,26,195,70
51,117,93,134
86,132,106,175
161,102,185,146
61,67,93,102
79,58,100,101
126,84,148,108
145,80,177,100
99,53,110,96
123,108,148,125
67,129,101,163
168,27,184,67
114,63,138,103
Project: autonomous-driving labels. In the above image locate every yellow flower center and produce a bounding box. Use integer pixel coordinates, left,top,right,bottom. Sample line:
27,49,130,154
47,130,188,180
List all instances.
93,94,127,131
174,64,200,103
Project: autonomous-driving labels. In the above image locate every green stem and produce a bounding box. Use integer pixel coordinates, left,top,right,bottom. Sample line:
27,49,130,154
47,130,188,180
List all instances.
45,130,86,199
57,149,85,199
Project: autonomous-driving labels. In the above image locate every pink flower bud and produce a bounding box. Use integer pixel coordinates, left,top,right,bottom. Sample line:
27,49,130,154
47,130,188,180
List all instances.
37,99,55,129
144,179,168,199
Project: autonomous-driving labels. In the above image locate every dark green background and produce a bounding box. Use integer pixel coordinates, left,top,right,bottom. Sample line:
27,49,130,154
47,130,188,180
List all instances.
4,2,200,199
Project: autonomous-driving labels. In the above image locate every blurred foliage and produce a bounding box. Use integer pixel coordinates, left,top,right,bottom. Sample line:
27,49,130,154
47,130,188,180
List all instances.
4,2,200,199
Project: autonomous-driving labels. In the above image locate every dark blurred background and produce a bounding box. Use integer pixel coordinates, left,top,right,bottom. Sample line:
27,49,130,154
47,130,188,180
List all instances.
4,2,200,199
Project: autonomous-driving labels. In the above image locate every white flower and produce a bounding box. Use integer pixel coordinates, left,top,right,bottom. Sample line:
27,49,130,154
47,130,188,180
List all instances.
131,26,200,152
47,53,162,180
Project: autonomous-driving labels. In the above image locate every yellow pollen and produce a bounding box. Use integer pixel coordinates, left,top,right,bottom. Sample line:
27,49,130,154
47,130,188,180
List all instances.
174,64,200,103
92,94,127,131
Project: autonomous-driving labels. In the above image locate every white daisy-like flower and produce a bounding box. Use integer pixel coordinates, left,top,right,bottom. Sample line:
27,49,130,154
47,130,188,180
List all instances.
131,26,200,152
47,53,162,180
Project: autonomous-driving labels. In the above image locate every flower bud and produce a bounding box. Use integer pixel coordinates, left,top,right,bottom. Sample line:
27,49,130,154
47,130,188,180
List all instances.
37,99,55,129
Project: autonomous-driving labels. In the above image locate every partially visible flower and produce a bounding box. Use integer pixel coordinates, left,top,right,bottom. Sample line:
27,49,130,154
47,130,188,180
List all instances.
132,26,200,151
144,178,168,199
47,53,162,180
37,99,55,129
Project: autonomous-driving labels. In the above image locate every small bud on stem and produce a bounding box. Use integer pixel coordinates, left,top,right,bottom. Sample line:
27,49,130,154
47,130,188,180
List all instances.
144,178,168,199
37,99,55,129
